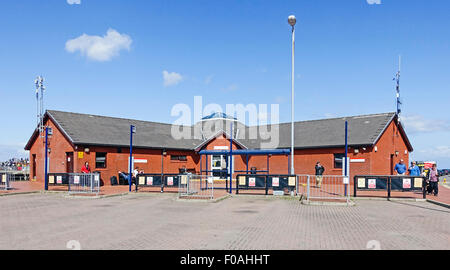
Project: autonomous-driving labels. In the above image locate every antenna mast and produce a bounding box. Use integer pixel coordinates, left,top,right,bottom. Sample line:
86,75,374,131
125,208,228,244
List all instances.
395,55,402,120
35,76,46,137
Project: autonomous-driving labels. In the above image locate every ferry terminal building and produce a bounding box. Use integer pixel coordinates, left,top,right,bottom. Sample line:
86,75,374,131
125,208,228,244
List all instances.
25,110,413,185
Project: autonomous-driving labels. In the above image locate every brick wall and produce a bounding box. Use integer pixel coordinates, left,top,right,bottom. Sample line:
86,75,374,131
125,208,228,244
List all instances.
28,119,410,186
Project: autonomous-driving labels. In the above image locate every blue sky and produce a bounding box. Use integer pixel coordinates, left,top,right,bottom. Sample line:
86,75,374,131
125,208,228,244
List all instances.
1,0,449,167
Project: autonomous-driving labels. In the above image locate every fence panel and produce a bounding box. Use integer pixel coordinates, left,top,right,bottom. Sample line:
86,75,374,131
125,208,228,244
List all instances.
306,175,350,202
236,174,268,194
178,174,214,200
297,175,350,202
296,175,310,197
68,173,100,195
235,174,297,195
136,174,164,192
354,175,426,199
135,173,181,192
163,174,180,190
48,173,69,186
0,172,12,190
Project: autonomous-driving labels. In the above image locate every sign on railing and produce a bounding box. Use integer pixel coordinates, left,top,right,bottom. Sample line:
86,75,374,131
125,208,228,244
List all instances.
235,174,296,195
353,175,426,199
135,173,180,192
0,173,11,190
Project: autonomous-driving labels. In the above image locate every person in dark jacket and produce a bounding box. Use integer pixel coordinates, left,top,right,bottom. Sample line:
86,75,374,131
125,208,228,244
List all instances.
315,162,325,188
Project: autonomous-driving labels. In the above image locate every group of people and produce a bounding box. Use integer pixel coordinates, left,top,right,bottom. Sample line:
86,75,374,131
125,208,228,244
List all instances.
394,159,440,196
314,159,440,196
118,167,144,185
0,158,29,171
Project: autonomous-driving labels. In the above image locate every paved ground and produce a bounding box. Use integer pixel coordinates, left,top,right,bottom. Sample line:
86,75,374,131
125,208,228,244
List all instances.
0,193,449,250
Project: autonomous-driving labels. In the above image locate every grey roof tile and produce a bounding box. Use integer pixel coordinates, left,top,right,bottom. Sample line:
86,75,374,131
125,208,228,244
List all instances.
44,110,399,150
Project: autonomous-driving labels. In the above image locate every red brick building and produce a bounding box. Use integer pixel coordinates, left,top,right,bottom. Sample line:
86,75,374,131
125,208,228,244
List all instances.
25,110,413,185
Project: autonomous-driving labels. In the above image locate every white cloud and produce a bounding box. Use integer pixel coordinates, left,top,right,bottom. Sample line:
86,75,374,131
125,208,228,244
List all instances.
366,0,381,4
65,29,132,61
401,115,450,134
163,70,183,87
419,146,450,158
67,0,81,5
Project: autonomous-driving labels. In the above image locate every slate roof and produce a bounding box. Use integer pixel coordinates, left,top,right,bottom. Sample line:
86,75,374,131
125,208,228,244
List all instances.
25,110,413,151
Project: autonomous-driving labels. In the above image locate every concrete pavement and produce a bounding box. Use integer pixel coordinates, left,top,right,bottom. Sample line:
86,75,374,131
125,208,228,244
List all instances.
0,193,449,250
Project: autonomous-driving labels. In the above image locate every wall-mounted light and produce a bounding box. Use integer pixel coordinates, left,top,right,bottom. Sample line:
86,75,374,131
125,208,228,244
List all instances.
354,148,359,154
374,146,378,152
404,150,408,154
84,148,90,153
48,148,51,153
362,147,367,151
162,150,167,156
395,151,399,156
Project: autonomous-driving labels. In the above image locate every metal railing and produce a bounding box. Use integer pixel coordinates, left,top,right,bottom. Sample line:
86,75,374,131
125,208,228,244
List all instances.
0,170,29,181
67,173,100,195
178,174,214,200
353,175,427,199
135,173,181,192
235,174,297,195
0,172,12,190
297,175,350,203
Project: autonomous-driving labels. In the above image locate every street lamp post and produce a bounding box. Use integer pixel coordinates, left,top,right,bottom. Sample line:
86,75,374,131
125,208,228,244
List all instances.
288,15,296,175
129,125,136,192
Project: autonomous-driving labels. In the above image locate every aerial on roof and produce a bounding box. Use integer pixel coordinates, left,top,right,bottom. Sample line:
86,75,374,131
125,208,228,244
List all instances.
24,110,412,152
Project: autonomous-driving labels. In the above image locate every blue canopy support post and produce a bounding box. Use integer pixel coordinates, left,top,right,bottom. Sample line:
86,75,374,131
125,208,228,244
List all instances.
344,121,348,196
267,155,270,175
205,154,208,189
200,154,202,190
44,127,48,191
129,125,135,193
229,122,233,194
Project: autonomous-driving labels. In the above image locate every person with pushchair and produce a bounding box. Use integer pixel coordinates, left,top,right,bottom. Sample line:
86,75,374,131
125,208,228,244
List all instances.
426,164,439,196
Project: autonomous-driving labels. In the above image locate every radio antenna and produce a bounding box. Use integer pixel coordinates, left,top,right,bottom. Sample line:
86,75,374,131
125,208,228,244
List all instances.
34,76,46,137
394,55,402,120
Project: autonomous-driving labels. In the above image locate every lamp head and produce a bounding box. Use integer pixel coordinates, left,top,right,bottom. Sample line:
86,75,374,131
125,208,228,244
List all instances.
288,15,296,26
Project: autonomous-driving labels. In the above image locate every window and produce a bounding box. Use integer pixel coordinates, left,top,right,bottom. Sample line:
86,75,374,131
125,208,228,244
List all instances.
334,153,345,169
171,155,187,161
96,152,107,168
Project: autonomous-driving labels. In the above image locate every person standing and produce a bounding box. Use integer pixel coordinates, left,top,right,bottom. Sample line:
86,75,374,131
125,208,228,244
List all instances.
408,161,421,176
81,162,91,174
394,159,407,175
427,164,439,196
315,162,325,188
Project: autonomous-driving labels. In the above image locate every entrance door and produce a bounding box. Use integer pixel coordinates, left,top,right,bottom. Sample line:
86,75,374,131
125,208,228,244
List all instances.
211,155,227,180
32,154,36,180
66,152,74,173
390,154,394,175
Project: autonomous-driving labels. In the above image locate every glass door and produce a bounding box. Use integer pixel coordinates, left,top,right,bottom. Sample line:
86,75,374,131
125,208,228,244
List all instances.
211,155,227,180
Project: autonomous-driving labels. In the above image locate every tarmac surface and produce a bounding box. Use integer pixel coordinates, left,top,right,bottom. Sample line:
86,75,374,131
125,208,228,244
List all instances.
0,192,449,250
